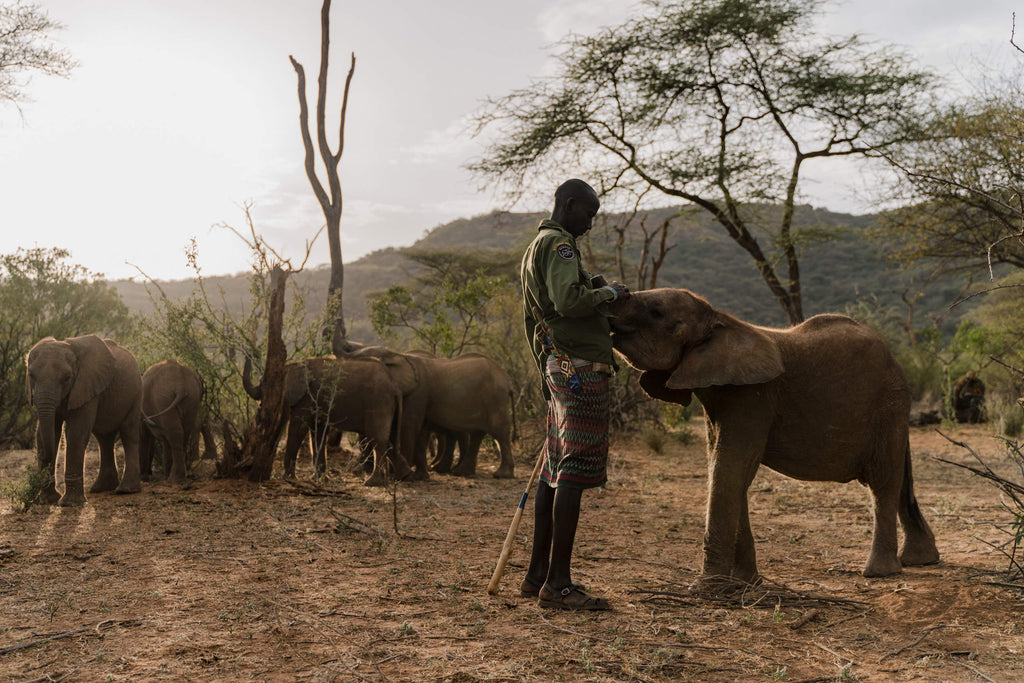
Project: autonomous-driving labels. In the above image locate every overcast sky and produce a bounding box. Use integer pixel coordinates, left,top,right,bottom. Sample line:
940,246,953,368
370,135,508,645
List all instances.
1,0,1020,281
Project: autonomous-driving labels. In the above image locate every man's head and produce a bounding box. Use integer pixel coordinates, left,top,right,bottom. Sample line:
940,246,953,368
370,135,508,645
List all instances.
552,179,600,237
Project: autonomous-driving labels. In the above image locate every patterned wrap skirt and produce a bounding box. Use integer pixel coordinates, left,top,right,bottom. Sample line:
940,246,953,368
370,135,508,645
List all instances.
540,355,611,490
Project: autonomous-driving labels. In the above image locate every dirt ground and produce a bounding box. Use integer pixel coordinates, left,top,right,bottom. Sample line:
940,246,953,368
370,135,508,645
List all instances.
2,423,1023,682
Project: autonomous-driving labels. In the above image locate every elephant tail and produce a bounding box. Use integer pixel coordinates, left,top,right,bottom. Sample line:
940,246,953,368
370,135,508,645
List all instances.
142,391,185,425
899,438,931,534
390,391,403,458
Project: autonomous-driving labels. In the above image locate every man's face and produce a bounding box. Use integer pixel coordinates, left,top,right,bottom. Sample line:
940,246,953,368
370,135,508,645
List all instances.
564,193,600,237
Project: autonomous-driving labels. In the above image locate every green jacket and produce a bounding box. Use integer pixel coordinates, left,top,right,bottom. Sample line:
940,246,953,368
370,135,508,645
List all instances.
520,220,616,384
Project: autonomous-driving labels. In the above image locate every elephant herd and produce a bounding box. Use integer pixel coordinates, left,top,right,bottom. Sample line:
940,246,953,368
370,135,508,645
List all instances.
24,286,943,588
24,334,517,507
240,345,516,487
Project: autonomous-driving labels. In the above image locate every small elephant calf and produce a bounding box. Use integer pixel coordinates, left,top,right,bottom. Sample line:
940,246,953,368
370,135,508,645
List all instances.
609,288,939,591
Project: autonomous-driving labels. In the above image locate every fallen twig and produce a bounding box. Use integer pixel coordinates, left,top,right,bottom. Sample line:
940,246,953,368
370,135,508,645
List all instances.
879,623,948,660
788,608,820,630
957,659,998,683
0,619,140,655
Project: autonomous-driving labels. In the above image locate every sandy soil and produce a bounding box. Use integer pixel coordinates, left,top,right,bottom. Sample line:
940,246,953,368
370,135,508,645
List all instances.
1,423,1023,682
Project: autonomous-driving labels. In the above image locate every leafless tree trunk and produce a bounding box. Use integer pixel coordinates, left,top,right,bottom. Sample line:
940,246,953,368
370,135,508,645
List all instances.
241,266,290,482
290,0,355,353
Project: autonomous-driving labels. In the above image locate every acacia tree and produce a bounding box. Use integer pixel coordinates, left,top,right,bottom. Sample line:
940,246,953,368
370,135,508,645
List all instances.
0,2,76,110
290,0,355,353
0,248,129,447
881,81,1024,273
471,0,933,324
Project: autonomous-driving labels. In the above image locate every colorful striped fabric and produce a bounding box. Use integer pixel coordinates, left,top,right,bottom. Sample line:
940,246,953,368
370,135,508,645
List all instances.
540,355,611,489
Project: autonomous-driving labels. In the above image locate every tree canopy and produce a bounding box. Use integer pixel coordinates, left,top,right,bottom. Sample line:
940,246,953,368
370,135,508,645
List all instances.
881,78,1024,272
0,2,76,109
0,248,130,447
471,0,933,323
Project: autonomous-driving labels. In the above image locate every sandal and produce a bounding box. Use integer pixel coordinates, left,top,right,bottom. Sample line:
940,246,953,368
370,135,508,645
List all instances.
520,578,586,598
538,585,611,611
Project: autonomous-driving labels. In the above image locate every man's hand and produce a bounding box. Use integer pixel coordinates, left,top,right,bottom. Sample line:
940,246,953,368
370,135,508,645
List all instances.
604,281,631,301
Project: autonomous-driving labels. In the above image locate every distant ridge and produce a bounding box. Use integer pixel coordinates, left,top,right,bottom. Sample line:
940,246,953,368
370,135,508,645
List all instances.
111,204,969,344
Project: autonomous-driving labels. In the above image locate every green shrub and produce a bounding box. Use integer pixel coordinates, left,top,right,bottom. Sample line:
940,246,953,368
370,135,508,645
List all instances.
1,464,49,512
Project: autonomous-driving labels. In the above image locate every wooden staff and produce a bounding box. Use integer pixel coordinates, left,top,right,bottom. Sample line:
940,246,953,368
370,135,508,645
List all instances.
486,447,546,595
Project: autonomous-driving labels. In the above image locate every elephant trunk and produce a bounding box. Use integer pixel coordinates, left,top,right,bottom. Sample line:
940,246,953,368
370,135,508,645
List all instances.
32,398,59,470
242,357,263,400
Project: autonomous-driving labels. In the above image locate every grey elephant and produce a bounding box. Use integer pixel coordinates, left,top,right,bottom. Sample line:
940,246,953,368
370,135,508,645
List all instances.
341,346,516,479
243,355,409,486
608,288,939,591
26,335,143,506
140,359,204,485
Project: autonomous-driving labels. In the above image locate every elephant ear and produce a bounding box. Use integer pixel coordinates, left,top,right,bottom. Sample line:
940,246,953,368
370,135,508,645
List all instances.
67,335,116,410
666,316,784,390
639,370,693,406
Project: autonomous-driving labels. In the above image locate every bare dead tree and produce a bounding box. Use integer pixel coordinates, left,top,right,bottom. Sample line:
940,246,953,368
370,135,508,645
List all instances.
290,0,356,355
216,207,319,481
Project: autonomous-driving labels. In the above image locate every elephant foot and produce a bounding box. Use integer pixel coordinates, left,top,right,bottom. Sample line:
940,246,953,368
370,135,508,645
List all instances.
862,553,903,578
58,491,87,507
37,486,61,506
451,463,476,478
89,474,120,493
168,475,187,487
115,481,142,495
408,469,430,482
491,464,515,479
391,459,413,482
899,542,940,567
363,471,389,487
433,462,452,474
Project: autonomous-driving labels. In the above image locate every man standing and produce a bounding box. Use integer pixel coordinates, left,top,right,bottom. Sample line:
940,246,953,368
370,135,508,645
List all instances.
519,178,629,610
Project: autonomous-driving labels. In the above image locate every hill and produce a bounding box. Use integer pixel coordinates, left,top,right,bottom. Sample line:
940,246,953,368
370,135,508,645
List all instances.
111,204,970,343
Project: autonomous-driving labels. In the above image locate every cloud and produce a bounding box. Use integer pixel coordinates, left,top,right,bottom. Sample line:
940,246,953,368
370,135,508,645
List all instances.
535,0,636,44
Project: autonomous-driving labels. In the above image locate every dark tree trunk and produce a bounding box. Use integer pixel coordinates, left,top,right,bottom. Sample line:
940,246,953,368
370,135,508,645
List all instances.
245,266,289,482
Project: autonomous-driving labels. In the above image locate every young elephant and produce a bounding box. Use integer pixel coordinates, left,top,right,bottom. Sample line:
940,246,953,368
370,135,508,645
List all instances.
243,355,409,486
608,288,939,590
26,335,143,506
140,359,203,485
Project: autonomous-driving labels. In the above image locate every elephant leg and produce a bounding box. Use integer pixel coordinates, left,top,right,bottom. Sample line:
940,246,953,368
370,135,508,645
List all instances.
432,432,455,473
897,452,940,566
732,494,760,585
200,422,218,460
165,422,188,486
863,479,903,577
140,427,155,482
363,438,390,487
282,419,307,479
695,425,765,593
491,432,516,479
452,432,484,477
116,418,143,495
408,429,430,481
90,432,121,495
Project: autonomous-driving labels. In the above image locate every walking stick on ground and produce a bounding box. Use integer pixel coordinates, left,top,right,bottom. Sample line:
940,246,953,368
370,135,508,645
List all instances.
487,447,546,595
